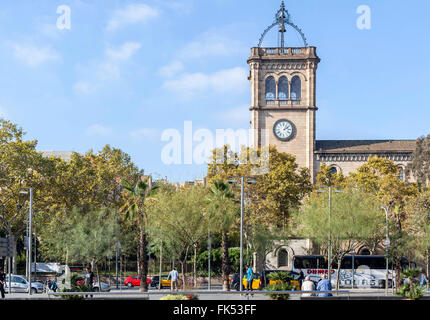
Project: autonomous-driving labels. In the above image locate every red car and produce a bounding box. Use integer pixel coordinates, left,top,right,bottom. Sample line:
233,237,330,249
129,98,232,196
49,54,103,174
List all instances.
124,275,152,288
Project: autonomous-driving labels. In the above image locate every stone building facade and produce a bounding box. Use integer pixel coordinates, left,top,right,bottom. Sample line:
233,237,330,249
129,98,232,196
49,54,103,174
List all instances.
248,45,415,184
251,3,416,271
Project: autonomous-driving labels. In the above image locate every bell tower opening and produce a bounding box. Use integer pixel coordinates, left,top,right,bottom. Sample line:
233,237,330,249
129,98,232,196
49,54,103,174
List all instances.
248,1,320,181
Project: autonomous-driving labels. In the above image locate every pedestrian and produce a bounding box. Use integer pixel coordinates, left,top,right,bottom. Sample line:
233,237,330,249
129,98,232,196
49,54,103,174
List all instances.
316,274,332,297
168,267,179,291
50,277,58,292
301,276,315,297
0,269,5,299
246,266,254,294
297,268,305,289
84,265,94,298
419,269,428,290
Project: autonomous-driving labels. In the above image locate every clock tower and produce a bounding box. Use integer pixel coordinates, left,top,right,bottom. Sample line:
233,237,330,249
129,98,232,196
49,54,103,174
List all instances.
248,2,320,180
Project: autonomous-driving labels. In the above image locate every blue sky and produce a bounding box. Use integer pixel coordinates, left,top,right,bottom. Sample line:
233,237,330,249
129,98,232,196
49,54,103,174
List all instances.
0,0,429,182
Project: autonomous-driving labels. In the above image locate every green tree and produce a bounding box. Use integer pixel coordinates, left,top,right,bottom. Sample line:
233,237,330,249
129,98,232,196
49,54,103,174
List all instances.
295,189,385,290
237,146,313,228
66,207,117,287
246,225,290,273
121,176,158,292
408,135,430,190
39,207,119,288
0,118,51,272
149,185,208,289
404,189,430,282
315,162,345,188
207,180,239,291
347,156,418,288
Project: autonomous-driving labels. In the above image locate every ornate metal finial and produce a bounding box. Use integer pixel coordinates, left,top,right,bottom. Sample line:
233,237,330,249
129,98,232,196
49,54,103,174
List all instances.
258,1,308,48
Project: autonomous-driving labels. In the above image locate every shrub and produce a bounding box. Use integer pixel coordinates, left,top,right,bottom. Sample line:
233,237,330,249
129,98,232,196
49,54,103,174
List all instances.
161,294,189,300
263,283,292,300
397,268,424,300
267,271,293,283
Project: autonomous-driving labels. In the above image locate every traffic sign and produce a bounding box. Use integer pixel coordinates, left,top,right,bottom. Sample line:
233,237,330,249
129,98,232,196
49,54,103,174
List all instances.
0,237,13,257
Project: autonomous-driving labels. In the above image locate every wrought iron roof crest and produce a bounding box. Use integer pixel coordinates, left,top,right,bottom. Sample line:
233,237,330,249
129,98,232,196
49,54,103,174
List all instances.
258,1,308,48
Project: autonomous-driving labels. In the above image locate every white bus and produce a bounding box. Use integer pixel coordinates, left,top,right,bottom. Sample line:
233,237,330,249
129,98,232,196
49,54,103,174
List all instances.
292,255,415,288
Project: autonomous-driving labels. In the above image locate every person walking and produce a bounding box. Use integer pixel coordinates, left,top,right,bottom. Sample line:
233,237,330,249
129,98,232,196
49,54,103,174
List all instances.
419,269,428,290
168,267,179,291
0,269,5,299
297,268,305,290
301,276,315,297
246,266,254,295
84,265,94,298
316,274,332,297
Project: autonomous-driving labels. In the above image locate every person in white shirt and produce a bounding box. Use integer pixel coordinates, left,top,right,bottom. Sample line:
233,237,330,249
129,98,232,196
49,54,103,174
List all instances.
168,267,179,291
301,276,315,297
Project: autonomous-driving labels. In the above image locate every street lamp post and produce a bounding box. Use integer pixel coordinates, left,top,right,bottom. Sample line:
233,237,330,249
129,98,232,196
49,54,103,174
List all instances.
202,212,212,290
20,188,33,296
317,186,342,282
208,227,211,291
116,241,121,289
381,205,391,296
228,176,256,293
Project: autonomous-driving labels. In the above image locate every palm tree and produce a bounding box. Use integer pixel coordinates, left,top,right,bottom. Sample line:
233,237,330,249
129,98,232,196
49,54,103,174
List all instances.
121,176,158,292
207,180,238,291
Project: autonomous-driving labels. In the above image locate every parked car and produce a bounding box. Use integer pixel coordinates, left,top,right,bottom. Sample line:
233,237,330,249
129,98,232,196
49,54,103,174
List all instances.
150,275,182,288
124,275,152,288
74,276,111,292
4,275,45,294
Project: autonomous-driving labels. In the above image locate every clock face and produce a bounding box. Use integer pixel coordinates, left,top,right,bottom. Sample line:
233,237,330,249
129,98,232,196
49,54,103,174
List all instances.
273,119,295,141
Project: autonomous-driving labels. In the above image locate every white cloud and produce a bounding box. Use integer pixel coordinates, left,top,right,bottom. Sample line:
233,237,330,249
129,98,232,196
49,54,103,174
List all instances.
85,124,113,137
107,4,159,31
215,105,250,125
129,128,159,141
106,42,142,61
10,43,59,67
163,67,248,97
179,32,246,60
73,81,100,95
74,42,141,94
158,61,184,78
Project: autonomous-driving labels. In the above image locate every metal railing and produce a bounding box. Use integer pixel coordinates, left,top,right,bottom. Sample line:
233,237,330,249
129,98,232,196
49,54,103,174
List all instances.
47,290,350,300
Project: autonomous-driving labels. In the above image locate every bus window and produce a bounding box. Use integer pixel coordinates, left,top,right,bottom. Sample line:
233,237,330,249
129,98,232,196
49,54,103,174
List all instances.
341,256,352,269
317,257,328,269
294,256,318,269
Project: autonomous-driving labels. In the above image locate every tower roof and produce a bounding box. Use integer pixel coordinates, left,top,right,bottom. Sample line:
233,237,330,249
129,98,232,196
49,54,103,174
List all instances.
258,1,308,48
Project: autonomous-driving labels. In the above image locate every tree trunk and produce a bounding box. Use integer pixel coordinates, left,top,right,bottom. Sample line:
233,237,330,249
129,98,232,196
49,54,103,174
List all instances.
95,263,101,292
221,231,230,291
193,244,197,288
139,226,149,292
336,256,342,290
427,252,429,290
12,237,17,274
137,248,140,275
395,259,402,290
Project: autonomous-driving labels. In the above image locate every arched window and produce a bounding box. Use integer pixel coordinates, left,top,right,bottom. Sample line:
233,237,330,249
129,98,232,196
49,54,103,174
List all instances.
291,76,301,102
278,249,288,267
265,76,276,104
359,248,371,256
330,167,338,175
278,76,289,103
398,166,404,181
